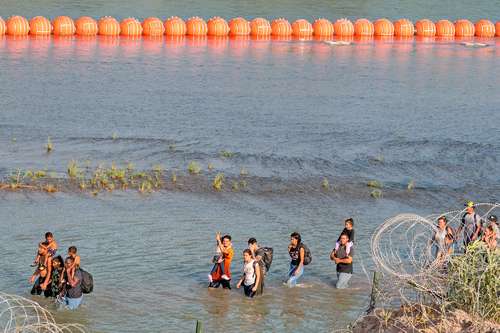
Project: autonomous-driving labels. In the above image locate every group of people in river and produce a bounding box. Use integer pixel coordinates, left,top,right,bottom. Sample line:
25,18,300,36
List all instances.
29,232,89,310
28,201,498,306
430,202,499,267
207,218,356,297
207,201,499,298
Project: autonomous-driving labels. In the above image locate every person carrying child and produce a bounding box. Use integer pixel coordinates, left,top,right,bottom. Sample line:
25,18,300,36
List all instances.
208,233,233,289
30,242,53,295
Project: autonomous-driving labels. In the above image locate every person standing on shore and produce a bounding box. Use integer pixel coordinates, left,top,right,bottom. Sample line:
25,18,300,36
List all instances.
330,233,354,289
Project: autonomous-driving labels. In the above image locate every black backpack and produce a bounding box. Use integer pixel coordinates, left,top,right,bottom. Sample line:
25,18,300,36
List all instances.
79,269,94,294
260,247,274,272
301,244,312,265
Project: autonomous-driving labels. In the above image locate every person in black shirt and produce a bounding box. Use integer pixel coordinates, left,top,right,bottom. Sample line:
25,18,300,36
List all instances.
330,233,354,289
337,218,355,243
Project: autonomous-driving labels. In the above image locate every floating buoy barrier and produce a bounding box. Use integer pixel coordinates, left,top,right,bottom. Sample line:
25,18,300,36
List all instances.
334,19,354,37
354,19,374,36
271,18,292,37
474,19,495,38
313,18,334,37
52,16,76,36
292,19,313,37
415,19,436,37
120,18,142,36
98,16,120,36
186,17,207,36
164,16,186,36
0,16,498,43
435,20,455,37
6,16,30,36
229,17,251,36
75,16,98,36
207,17,229,36
455,19,474,37
0,17,6,35
29,16,52,35
142,17,164,36
374,18,394,36
393,19,414,37
250,18,271,36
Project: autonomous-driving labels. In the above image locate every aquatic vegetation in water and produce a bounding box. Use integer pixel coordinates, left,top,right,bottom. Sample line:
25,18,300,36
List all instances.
371,189,382,199
240,167,248,176
171,171,177,183
43,184,57,193
219,150,234,158
45,136,53,153
231,181,239,191
67,160,82,179
407,180,415,191
321,178,330,190
188,161,201,175
207,163,214,171
112,132,118,140
367,180,383,189
213,173,224,191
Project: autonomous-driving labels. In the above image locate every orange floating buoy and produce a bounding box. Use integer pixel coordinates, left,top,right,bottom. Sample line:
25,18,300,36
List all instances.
415,19,436,37
393,19,414,37
52,16,76,36
0,17,6,35
75,16,98,36
271,18,292,36
474,19,495,37
454,19,474,37
313,18,334,37
354,18,374,36
250,18,271,36
29,16,52,35
186,17,207,36
98,16,120,36
207,17,229,36
142,17,164,36
292,19,313,37
496,22,500,37
374,18,394,36
435,19,455,37
164,16,186,36
334,18,354,36
6,16,30,36
120,18,143,36
229,17,251,36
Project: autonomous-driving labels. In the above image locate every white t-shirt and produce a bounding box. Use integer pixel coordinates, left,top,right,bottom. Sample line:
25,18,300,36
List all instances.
243,260,256,286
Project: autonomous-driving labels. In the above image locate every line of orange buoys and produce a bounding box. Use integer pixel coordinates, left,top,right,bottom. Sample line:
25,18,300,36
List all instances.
0,16,499,38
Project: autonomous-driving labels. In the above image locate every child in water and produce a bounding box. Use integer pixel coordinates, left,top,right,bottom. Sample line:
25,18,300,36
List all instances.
67,246,81,268
337,218,355,243
33,232,58,266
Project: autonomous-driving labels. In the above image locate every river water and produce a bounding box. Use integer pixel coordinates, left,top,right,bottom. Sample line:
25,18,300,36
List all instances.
0,1,499,332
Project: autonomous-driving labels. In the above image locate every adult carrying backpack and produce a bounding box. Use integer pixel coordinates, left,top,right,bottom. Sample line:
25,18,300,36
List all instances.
79,269,94,294
301,244,312,265
260,247,274,272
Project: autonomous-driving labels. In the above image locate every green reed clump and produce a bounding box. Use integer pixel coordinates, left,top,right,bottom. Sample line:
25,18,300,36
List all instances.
67,160,82,179
371,189,382,199
321,178,330,190
188,161,201,175
219,150,234,158
367,180,383,189
213,173,224,191
45,137,53,153
447,241,500,322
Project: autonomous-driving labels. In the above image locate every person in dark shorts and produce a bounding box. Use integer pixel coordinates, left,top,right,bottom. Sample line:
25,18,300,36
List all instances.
248,238,269,295
236,249,262,298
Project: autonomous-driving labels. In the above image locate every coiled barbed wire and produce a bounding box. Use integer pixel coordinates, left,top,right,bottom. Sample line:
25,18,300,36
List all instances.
0,292,87,333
